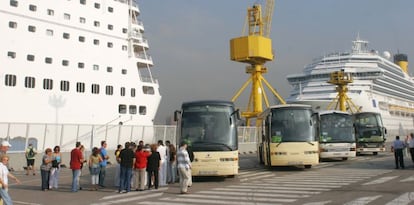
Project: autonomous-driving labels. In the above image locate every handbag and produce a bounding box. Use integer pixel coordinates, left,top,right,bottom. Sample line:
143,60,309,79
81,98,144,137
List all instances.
52,159,59,168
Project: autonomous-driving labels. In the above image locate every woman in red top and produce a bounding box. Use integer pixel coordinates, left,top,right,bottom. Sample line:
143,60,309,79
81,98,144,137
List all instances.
133,145,150,191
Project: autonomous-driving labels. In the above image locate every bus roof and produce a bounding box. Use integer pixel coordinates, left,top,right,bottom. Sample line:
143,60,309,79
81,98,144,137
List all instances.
266,104,312,109
258,104,312,118
317,110,351,116
181,100,235,108
353,111,381,116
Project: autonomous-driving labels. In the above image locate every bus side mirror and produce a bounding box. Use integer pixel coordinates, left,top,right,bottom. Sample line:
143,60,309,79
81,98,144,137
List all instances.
174,110,181,121
231,109,241,120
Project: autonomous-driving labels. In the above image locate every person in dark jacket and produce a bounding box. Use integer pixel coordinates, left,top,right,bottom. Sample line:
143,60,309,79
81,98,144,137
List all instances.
146,144,161,190
118,142,135,193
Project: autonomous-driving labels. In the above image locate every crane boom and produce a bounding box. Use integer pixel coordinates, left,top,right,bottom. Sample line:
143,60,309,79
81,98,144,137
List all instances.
263,0,274,37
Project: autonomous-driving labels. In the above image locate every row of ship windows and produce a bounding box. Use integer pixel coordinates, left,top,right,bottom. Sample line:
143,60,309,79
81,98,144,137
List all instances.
7,51,127,74
10,0,116,15
8,22,129,50
289,72,382,83
4,74,155,96
119,104,146,115
9,1,134,35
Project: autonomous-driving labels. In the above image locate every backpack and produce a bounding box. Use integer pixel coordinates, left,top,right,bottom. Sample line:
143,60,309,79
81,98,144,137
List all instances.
27,148,35,158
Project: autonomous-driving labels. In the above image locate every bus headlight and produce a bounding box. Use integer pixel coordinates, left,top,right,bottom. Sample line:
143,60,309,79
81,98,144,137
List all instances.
271,152,287,155
220,158,238,162
304,151,318,154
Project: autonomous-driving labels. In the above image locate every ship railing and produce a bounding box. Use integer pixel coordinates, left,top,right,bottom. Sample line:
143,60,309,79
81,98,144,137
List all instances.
114,0,138,8
132,38,149,47
140,76,157,83
135,53,152,61
0,123,257,153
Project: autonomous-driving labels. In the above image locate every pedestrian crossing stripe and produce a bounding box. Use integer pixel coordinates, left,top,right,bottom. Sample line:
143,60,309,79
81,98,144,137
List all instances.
302,201,332,205
400,176,414,182
239,173,276,182
198,190,310,198
343,195,382,205
363,176,399,185
385,192,414,205
158,197,283,205
212,187,321,195
341,193,414,205
233,184,331,191
179,193,297,203
92,192,163,205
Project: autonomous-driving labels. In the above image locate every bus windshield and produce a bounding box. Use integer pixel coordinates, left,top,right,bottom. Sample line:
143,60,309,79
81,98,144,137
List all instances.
354,113,384,142
270,108,316,142
320,113,355,143
180,105,237,151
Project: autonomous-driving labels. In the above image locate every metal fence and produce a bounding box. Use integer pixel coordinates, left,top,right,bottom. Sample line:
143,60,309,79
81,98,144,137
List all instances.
0,123,257,153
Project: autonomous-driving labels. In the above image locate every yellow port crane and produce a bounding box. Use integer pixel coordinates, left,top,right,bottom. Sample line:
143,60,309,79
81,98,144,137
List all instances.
230,0,285,125
326,70,360,113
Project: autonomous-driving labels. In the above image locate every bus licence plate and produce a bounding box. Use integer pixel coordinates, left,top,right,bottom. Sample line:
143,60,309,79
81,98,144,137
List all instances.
199,171,218,175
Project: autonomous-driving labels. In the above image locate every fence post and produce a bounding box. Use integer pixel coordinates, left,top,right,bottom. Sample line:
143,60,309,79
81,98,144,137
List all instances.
59,125,64,148
24,124,30,148
130,126,134,142
42,124,48,151
117,124,122,145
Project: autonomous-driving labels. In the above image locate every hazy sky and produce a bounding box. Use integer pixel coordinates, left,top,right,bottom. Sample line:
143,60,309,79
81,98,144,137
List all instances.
138,0,414,124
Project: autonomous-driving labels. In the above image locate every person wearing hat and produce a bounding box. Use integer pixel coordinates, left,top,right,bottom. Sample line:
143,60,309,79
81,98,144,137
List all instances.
177,141,192,194
0,141,12,156
0,141,12,172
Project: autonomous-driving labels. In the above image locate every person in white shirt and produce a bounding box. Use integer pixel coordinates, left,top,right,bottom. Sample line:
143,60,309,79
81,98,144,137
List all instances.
0,155,20,205
406,133,414,164
177,141,191,194
157,140,167,186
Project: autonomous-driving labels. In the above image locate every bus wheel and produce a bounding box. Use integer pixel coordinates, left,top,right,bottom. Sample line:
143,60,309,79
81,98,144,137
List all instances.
373,152,378,155
304,165,312,169
356,152,361,156
342,157,348,161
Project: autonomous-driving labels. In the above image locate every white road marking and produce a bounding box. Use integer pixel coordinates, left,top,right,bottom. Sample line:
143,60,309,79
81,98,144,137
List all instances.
400,176,414,182
363,176,399,185
385,192,414,205
303,201,332,205
343,195,382,205
198,190,310,198
212,187,321,195
159,197,282,205
91,193,163,205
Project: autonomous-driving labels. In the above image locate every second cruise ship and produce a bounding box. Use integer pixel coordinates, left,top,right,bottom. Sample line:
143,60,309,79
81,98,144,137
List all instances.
286,36,413,136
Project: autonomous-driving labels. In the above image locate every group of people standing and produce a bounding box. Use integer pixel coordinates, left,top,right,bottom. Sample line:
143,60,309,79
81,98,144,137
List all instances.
66,139,192,195
39,146,63,191
114,140,183,193
69,141,109,192
0,137,192,204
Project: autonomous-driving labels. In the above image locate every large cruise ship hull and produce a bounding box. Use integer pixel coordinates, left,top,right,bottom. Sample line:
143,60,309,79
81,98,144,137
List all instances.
286,37,414,138
1,0,161,150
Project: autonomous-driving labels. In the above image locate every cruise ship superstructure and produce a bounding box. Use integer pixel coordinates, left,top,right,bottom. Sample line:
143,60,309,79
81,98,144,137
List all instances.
0,0,161,127
286,37,413,136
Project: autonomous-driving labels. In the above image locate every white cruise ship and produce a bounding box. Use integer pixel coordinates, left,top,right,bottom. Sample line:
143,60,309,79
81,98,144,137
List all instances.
286,36,413,136
0,0,161,126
